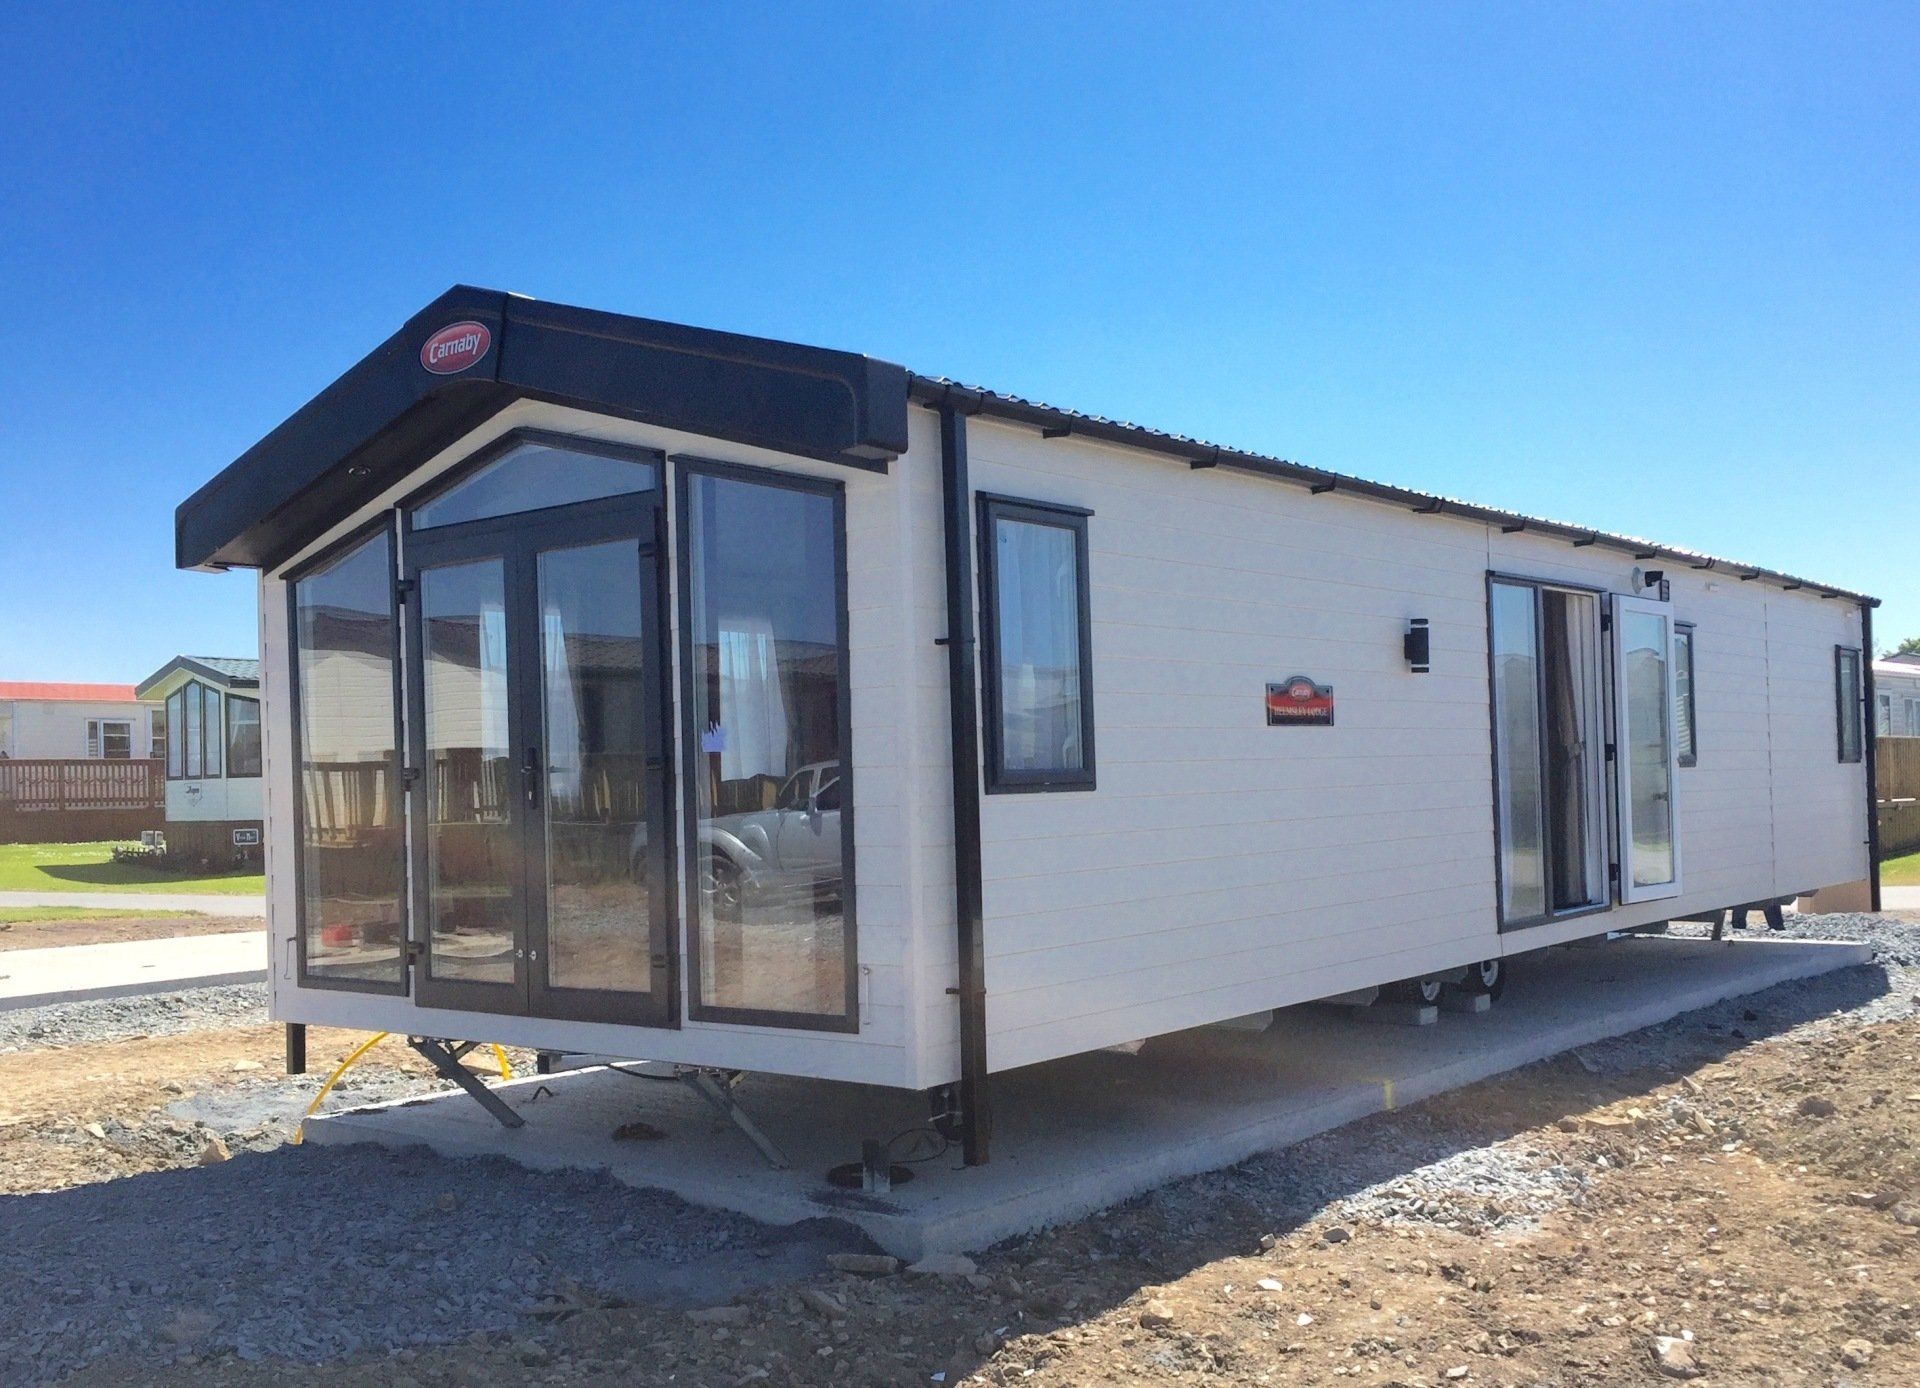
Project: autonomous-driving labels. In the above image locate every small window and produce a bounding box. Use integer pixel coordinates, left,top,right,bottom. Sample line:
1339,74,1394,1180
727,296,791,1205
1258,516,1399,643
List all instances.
87,720,132,759
1836,646,1863,763
226,695,262,778
203,687,222,777
1674,624,1698,767
413,435,657,530
150,706,167,765
979,496,1096,792
1878,692,1894,736
1905,697,1920,737
166,689,185,777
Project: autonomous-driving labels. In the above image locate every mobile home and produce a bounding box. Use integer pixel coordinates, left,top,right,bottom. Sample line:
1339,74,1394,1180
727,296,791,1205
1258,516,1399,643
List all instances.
174,288,1879,1163
134,656,263,862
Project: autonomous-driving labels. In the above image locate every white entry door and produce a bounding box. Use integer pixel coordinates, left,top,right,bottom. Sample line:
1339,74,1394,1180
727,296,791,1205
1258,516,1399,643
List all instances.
1612,594,1682,903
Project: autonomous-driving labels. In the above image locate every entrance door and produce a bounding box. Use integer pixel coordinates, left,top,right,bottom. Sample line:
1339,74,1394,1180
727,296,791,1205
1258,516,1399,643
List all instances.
1611,594,1683,903
406,496,673,1024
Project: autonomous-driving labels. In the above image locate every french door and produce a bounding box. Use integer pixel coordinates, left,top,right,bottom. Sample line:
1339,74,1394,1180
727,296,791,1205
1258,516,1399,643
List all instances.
1611,594,1683,903
404,496,674,1024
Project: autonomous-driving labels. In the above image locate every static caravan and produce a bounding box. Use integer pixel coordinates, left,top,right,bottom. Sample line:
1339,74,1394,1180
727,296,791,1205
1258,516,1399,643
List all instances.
174,288,1879,1163
135,656,264,862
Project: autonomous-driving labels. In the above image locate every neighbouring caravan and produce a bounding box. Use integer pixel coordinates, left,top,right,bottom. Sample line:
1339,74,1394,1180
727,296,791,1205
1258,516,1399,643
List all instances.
173,288,1879,1163
135,656,264,863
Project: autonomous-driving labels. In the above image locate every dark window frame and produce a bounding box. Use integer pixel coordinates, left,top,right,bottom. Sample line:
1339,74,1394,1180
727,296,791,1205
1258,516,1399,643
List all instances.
225,693,263,778
167,679,225,780
1836,644,1864,764
285,514,411,996
165,689,185,778
1674,621,1698,768
673,454,860,1034
403,427,662,535
1484,572,1613,933
977,494,1098,795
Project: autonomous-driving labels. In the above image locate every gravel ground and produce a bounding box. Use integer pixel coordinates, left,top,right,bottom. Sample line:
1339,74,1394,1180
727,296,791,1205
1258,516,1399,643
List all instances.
3,912,1913,1386
1,1144,867,1384
0,982,266,1054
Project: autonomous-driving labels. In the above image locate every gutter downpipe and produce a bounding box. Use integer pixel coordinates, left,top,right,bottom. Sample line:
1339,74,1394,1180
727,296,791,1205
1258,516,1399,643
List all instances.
937,397,992,1165
1863,599,1882,913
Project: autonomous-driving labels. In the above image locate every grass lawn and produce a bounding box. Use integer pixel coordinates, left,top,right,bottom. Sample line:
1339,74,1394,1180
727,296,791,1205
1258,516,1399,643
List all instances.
1882,849,1920,887
0,842,264,896
0,905,194,924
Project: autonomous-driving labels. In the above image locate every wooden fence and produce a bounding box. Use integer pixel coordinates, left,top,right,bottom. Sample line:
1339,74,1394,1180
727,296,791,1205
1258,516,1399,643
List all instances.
0,757,166,843
1879,737,1920,859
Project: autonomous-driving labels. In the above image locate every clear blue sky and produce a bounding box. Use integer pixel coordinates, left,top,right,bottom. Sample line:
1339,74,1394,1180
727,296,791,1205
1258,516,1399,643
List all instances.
1,2,1913,681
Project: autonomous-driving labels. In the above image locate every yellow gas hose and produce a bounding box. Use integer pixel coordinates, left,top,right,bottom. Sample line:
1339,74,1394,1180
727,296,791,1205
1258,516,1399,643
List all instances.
292,1034,512,1144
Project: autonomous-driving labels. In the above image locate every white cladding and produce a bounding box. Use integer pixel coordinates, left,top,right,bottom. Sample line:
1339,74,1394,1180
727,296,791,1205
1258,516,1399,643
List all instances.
258,400,1869,1091
1,698,157,760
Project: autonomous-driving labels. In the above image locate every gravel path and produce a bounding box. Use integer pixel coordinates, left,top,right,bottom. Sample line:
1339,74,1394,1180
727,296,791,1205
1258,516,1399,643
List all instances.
0,982,267,1054
0,1145,866,1384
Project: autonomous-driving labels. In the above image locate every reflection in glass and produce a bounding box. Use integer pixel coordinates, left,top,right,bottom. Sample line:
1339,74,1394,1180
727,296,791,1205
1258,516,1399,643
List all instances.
415,441,656,530
1491,581,1546,919
539,540,653,995
993,517,1085,774
226,696,262,778
293,529,406,986
421,559,517,984
685,471,850,1020
1622,610,1676,887
1541,590,1602,911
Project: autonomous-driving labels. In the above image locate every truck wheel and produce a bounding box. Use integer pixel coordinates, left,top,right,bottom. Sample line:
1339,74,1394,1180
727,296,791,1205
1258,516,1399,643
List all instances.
1458,958,1506,1001
1381,976,1443,1006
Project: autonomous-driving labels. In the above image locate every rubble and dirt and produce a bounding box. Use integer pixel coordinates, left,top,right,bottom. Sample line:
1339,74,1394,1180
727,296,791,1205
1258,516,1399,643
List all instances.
0,911,259,952
1,911,1915,1386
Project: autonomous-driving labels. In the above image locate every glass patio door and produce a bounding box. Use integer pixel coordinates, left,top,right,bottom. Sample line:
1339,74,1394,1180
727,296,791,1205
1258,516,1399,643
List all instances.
1611,594,1683,903
405,493,672,1025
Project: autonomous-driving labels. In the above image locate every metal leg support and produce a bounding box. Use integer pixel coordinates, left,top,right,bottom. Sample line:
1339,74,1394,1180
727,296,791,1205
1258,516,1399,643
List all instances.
408,1037,524,1129
678,1067,789,1170
285,1023,307,1075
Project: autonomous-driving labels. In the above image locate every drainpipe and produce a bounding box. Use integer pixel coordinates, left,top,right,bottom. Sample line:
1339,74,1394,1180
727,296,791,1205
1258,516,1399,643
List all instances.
1862,600,1882,912
937,399,992,1165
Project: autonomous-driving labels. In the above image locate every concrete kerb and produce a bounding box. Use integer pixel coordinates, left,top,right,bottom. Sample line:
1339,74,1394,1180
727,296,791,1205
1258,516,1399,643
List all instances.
305,936,1874,1260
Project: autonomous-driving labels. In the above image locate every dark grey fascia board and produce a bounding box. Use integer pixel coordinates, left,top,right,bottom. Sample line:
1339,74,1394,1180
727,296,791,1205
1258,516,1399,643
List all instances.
176,286,911,572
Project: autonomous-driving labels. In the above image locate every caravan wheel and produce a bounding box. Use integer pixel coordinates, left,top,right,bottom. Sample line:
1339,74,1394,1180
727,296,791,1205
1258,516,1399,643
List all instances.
1459,958,1507,1001
1381,976,1444,1006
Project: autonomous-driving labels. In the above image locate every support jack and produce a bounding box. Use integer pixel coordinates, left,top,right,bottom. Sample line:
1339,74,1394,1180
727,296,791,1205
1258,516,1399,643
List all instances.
408,1036,524,1129
677,1067,789,1170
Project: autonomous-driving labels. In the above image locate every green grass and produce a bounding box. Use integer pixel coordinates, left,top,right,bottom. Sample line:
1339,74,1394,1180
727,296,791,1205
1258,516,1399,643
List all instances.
1881,849,1920,887
0,905,195,924
0,842,264,896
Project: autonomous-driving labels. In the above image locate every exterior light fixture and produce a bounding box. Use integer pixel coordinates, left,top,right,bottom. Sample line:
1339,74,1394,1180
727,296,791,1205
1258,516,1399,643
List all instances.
1404,618,1431,673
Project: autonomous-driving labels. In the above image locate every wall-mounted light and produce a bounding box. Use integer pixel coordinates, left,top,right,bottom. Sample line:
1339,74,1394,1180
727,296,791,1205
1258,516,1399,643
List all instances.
1404,618,1431,673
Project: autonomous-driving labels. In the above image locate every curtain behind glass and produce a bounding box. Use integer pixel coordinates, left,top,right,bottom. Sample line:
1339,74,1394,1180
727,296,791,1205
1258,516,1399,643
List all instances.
994,518,1083,773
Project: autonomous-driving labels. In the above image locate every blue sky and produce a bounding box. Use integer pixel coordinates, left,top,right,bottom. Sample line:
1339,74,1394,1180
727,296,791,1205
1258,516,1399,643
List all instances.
0,2,1913,680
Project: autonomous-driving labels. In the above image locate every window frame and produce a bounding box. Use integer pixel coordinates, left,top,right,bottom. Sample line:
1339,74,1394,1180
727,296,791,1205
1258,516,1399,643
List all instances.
673,455,859,1034
225,693,263,778
1674,621,1698,768
403,426,662,534
1483,571,1613,931
87,718,133,760
1836,645,1864,764
166,681,224,779
149,705,167,766
976,493,1098,795
285,514,411,996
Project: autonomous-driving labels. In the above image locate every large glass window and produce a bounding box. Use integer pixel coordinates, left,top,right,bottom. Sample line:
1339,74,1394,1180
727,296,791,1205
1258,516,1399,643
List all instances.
165,690,185,777
291,526,406,989
1490,579,1607,924
1836,646,1863,763
681,464,853,1027
172,683,221,779
226,695,262,778
979,497,1096,791
414,435,657,531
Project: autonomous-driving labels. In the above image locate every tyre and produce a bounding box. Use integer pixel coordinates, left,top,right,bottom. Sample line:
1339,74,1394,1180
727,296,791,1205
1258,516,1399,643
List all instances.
702,852,744,923
1458,957,1507,1001
1380,975,1444,1006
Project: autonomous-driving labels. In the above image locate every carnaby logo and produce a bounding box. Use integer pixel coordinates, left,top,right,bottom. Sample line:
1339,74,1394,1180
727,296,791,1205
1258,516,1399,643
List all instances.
420,321,492,375
1266,675,1335,727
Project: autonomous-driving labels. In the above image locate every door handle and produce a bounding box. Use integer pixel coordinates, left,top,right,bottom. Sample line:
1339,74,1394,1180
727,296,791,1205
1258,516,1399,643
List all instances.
523,746,541,807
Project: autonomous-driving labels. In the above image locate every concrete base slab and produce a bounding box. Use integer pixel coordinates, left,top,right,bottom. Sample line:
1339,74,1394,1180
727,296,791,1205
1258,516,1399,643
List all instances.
0,931,266,1011
307,936,1871,1260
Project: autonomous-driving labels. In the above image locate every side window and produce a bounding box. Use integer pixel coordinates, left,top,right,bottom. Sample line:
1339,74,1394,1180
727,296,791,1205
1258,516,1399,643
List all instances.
203,687,223,777
166,689,186,778
226,695,262,778
1836,646,1863,764
1674,624,1698,767
978,496,1096,792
